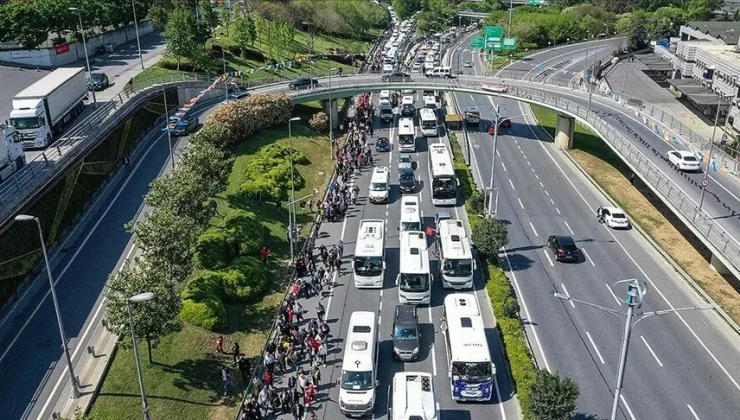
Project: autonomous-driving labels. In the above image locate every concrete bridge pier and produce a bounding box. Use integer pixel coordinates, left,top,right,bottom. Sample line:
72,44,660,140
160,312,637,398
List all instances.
554,113,575,149
321,99,339,129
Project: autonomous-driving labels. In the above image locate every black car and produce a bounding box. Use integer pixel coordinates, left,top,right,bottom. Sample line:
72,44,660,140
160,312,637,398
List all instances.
391,305,420,361
399,168,416,192
88,73,109,91
375,137,390,152
381,72,411,82
499,118,512,129
288,77,319,90
547,235,580,262
170,116,199,136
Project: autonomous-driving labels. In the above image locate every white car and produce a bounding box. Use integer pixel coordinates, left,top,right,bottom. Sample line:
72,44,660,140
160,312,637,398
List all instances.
600,206,631,229
398,154,413,170
667,150,701,172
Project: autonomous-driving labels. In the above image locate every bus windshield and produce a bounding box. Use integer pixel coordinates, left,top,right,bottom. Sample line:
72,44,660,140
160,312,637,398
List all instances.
354,256,383,276
422,119,436,130
443,258,472,277
341,370,374,390
432,177,457,199
452,361,491,383
399,273,429,293
401,221,421,231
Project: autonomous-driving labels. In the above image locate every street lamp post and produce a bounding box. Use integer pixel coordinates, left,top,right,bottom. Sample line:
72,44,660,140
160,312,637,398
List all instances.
162,89,174,170
128,292,156,420
488,104,501,217
15,215,81,398
131,0,144,70
288,116,301,262
329,67,339,160
507,0,514,38
553,279,713,420
69,7,96,107
215,38,230,104
698,93,725,216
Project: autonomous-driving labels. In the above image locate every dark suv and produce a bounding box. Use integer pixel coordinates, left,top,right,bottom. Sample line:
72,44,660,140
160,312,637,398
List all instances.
288,77,319,90
399,168,416,193
547,235,579,262
391,305,420,361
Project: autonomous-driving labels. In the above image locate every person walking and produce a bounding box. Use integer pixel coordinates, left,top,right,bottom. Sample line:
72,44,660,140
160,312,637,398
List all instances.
313,364,322,387
221,367,231,396
216,335,224,353
316,302,325,321
232,341,241,364
238,356,251,381
317,341,328,367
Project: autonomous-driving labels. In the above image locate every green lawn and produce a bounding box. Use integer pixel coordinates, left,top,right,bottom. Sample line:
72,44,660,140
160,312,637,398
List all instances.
90,123,334,420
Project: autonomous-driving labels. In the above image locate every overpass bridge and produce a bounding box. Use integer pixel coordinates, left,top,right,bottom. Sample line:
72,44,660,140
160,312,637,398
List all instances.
457,0,550,19
2,71,738,282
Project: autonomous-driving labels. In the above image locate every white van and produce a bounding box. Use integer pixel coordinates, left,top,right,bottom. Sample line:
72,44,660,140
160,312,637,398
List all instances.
379,90,391,101
400,196,422,232
423,61,435,71
369,166,391,204
425,66,451,78
339,312,378,417
383,63,394,73
401,95,415,117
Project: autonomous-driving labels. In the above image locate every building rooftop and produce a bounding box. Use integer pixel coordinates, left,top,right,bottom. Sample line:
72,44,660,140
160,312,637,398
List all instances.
696,43,740,67
685,21,740,45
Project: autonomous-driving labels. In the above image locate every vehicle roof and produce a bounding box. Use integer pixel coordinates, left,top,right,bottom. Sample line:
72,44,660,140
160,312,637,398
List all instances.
439,220,472,261
400,168,415,177
16,67,84,98
343,311,377,372
435,211,452,220
399,154,412,160
554,235,575,244
399,231,430,275
443,294,491,363
402,96,414,104
392,372,436,420
674,150,697,158
602,206,625,214
356,220,385,257
395,304,417,325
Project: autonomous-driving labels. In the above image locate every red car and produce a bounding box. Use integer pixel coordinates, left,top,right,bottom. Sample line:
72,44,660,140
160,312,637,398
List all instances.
486,119,512,135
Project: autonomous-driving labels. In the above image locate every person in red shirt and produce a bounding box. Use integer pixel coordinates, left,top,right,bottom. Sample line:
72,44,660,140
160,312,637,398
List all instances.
260,247,270,266
215,335,224,353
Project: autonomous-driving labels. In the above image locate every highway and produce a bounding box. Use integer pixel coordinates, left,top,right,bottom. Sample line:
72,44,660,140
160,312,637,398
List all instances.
449,42,740,419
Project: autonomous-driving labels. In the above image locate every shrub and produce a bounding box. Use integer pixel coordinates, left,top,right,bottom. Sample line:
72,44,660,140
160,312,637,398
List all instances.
224,209,267,256
207,93,293,149
180,298,227,330
192,228,232,270
181,270,223,301
227,256,269,301
468,192,485,215
309,112,329,132
237,144,307,200
190,122,232,150
471,217,509,262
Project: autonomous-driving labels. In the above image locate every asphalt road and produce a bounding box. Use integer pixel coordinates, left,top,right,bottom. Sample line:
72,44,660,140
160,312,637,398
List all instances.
450,44,740,420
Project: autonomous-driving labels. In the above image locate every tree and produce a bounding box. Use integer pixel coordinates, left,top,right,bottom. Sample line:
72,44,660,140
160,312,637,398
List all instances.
471,217,509,261
392,0,422,20
199,0,219,33
233,14,257,51
164,8,202,70
686,0,724,20
148,0,172,31
3,1,49,49
104,259,182,364
528,370,580,420
220,5,234,36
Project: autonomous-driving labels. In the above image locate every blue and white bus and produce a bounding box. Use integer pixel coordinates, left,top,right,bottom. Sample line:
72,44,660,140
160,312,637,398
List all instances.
442,293,494,401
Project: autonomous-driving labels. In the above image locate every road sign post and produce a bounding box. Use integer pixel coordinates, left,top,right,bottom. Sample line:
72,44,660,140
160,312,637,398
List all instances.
470,37,484,49
484,25,504,53
503,37,517,51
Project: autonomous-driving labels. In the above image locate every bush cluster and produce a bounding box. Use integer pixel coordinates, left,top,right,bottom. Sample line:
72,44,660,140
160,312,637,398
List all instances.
207,93,293,149
238,144,308,201
309,112,329,132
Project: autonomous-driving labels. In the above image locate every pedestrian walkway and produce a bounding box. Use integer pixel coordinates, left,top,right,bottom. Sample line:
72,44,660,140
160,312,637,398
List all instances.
235,95,378,420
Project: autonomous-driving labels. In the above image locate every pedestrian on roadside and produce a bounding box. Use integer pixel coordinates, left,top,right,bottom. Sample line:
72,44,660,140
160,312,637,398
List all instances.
216,335,224,353
260,246,270,266
232,342,241,364
313,364,322,387
294,301,304,323
222,367,231,396
238,356,251,381
316,302,325,321
318,341,328,367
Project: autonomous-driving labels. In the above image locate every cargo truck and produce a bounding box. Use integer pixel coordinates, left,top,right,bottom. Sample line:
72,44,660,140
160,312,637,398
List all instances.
0,124,26,182
8,67,88,149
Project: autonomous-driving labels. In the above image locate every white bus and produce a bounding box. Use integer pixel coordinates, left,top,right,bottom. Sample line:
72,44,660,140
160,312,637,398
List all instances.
442,294,494,401
419,108,438,137
437,220,475,289
389,372,437,420
397,231,431,305
428,143,458,206
354,220,386,288
339,311,378,417
400,196,422,232
398,117,416,152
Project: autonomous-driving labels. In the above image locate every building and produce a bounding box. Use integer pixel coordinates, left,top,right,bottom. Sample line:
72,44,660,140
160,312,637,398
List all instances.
679,21,740,45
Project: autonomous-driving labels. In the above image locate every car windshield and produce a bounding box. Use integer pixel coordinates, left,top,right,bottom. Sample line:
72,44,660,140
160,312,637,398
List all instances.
400,156,411,163
378,140,388,147
399,273,429,293
340,370,373,390
354,256,383,276
90,74,102,82
443,258,472,277
399,134,414,145
10,117,40,129
393,327,417,341
370,182,387,191
452,361,492,383
400,174,414,185
683,155,698,162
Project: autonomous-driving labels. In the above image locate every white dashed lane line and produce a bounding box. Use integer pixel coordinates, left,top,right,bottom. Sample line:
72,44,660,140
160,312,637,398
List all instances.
687,404,701,420
543,249,555,266
586,331,606,365
508,179,516,190
563,221,574,235
556,208,561,215
606,283,622,307
529,222,539,237
517,198,524,209
641,335,664,368
581,248,596,267
561,283,575,308
501,161,507,172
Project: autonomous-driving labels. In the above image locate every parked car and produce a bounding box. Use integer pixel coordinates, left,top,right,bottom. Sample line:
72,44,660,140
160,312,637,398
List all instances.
599,206,631,229
88,73,109,91
398,154,413,170
288,77,319,90
399,168,416,192
382,72,411,82
170,116,199,136
375,137,390,152
667,150,701,172
547,235,580,262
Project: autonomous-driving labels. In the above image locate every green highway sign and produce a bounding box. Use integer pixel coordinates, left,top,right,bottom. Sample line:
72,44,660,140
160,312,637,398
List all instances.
484,25,504,52
528,0,546,4
470,37,484,49
503,37,517,51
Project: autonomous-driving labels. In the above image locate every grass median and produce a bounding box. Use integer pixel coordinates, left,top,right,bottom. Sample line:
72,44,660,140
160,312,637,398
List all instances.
90,124,333,420
530,104,740,324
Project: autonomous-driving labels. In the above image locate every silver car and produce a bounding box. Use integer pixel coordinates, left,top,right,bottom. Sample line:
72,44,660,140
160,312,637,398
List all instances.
398,154,412,170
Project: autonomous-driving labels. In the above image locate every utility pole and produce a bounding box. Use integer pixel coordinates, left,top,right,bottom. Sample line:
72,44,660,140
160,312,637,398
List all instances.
697,93,724,216
488,104,500,217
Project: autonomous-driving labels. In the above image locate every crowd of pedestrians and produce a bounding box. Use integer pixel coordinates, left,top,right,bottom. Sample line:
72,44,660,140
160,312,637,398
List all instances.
236,93,378,419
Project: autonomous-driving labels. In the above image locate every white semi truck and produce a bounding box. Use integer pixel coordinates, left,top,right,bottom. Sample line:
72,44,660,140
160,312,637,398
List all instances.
8,67,88,149
0,124,26,182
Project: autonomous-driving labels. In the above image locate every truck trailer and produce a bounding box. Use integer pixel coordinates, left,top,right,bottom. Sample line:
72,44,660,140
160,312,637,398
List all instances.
8,67,88,149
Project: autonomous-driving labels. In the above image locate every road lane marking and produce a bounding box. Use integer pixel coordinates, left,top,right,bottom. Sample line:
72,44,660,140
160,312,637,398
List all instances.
493,372,506,419
534,173,539,179
529,222,539,237
687,404,700,420
640,335,664,367
501,161,507,172
517,198,525,209
508,179,515,190
378,315,381,325
586,331,606,364
549,198,555,205
496,149,500,157
503,249,551,372
543,250,555,267
539,181,544,187
527,160,531,166
563,221,574,235
621,395,637,420
606,283,623,306
561,283,575,308
544,190,550,196
581,248,596,267
556,207,561,215
431,345,437,376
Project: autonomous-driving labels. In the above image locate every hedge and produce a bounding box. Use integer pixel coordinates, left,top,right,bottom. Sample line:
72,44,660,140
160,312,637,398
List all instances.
485,263,538,419
238,144,308,200
206,93,293,149
180,297,227,330
223,209,267,257
192,228,232,271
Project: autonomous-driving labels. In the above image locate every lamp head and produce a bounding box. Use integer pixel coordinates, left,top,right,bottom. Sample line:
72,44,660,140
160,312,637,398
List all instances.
290,117,301,122
129,292,156,303
15,214,36,222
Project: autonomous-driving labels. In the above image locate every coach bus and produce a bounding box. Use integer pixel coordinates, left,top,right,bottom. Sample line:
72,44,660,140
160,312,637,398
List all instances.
428,143,458,206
